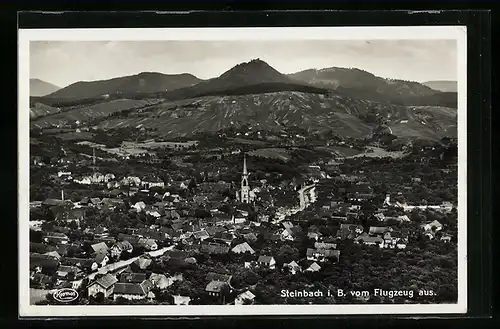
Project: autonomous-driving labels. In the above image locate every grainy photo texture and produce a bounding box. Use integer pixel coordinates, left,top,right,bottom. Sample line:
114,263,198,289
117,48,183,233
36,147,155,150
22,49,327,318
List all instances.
18,27,467,316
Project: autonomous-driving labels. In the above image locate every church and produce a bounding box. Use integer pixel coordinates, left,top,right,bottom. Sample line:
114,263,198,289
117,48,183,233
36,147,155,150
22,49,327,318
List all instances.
236,155,256,204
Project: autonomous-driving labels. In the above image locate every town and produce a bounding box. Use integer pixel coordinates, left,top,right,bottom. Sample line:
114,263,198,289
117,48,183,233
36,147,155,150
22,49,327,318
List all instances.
29,125,458,306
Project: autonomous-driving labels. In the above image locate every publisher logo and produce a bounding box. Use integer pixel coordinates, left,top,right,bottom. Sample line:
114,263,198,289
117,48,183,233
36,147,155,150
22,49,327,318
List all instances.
53,288,79,303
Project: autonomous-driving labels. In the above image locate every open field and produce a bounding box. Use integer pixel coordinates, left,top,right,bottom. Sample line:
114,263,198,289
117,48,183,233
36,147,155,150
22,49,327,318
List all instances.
248,148,292,161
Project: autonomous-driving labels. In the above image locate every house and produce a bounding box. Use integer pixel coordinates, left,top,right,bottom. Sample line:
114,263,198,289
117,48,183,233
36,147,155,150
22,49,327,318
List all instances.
206,280,229,297
231,242,255,255
374,213,385,222
314,242,337,250
397,215,411,222
110,240,134,259
306,248,340,262
138,238,158,251
420,220,443,232
368,226,392,236
235,290,256,305
30,253,59,273
120,272,148,284
93,251,110,267
149,273,183,290
206,272,232,284
283,260,302,275
305,262,321,272
307,231,322,241
43,232,69,244
132,201,147,212
441,233,452,243
173,295,191,305
199,243,230,255
192,230,210,241
133,256,152,270
56,265,83,279
113,282,151,300
281,227,302,241
91,242,109,254
354,233,384,247
257,255,276,269
243,232,258,243
87,273,118,298
117,234,141,247
142,176,165,189
43,251,62,260
336,224,363,239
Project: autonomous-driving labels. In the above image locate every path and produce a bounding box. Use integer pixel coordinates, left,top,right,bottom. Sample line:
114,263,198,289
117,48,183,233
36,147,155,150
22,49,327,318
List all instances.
87,245,175,280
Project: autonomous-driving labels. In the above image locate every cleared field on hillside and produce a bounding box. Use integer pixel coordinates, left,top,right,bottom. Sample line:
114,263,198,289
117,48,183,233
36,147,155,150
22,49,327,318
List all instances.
30,99,153,128
57,131,96,141
344,146,406,159
315,145,364,157
249,148,292,161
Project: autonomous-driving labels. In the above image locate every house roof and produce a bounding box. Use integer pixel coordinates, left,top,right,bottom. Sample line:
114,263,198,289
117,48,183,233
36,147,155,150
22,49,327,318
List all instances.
231,242,255,254
193,230,210,239
90,273,118,289
206,272,232,283
133,257,152,269
200,243,230,255
205,280,228,293
307,262,321,272
306,248,340,258
243,232,258,241
113,283,147,295
258,255,274,264
91,242,109,253
94,251,108,264
30,253,59,269
287,260,301,268
369,226,390,235
314,242,337,250
237,290,256,301
120,272,148,283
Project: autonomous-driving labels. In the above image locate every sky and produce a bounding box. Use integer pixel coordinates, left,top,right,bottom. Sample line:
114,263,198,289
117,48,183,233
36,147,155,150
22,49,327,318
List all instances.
30,40,457,88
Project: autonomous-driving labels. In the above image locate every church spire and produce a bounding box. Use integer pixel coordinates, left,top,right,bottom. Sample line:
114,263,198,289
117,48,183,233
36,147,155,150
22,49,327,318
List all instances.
243,154,247,176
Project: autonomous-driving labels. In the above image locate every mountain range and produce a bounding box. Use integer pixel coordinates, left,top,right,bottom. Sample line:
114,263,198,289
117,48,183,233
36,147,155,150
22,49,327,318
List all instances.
30,79,60,97
30,59,457,141
46,72,201,100
422,80,457,93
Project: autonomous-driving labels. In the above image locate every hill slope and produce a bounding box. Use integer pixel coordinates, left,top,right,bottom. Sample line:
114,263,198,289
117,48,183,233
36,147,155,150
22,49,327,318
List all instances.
46,72,202,100
30,79,60,97
422,80,458,93
30,91,456,141
288,67,457,107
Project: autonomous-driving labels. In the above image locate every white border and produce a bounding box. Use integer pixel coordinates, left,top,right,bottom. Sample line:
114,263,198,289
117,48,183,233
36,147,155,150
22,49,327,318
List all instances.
18,26,467,317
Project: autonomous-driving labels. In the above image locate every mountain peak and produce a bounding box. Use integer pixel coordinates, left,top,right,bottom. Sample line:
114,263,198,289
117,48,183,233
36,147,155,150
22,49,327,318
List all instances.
218,59,291,85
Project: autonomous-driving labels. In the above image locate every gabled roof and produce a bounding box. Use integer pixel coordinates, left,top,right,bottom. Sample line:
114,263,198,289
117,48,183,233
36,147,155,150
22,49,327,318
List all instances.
91,242,109,253
200,243,230,255
314,242,337,250
119,272,147,283
306,248,340,258
307,262,321,272
231,242,255,254
193,230,210,239
113,282,147,295
206,272,232,283
89,273,118,289
258,255,275,264
206,280,228,293
368,226,390,235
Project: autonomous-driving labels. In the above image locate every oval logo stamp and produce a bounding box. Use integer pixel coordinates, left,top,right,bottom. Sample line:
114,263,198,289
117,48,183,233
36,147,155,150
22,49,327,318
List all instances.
52,288,79,303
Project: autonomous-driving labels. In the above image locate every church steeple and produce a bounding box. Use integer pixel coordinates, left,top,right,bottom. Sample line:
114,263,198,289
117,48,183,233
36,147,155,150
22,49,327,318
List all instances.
243,154,248,176
240,154,250,203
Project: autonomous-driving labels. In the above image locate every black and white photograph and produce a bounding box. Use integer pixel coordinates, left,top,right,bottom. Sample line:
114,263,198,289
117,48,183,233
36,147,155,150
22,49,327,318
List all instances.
18,26,467,316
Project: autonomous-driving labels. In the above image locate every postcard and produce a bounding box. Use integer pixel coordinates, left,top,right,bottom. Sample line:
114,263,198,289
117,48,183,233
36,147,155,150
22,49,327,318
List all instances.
18,26,467,317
